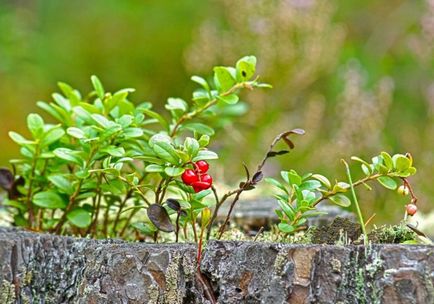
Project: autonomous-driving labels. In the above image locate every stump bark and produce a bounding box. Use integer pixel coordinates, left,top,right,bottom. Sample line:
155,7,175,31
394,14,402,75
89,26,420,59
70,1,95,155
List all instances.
0,227,433,303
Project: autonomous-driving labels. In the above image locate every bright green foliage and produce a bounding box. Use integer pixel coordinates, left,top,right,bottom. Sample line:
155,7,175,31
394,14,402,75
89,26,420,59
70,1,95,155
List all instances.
2,56,270,238
267,152,417,234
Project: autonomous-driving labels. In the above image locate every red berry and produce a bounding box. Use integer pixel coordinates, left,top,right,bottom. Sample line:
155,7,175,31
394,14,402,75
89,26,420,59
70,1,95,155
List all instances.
406,204,417,216
181,169,198,185
195,160,209,173
200,173,213,185
191,181,211,192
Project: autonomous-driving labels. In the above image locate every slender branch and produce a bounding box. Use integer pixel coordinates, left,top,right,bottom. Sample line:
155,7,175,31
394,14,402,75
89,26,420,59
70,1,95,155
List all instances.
113,175,146,234
25,144,40,227
117,176,151,206
53,147,97,234
401,177,418,204
53,178,84,234
216,131,301,239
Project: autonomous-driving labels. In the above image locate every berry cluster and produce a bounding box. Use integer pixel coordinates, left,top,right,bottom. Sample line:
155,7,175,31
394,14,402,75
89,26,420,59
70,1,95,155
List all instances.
181,160,213,193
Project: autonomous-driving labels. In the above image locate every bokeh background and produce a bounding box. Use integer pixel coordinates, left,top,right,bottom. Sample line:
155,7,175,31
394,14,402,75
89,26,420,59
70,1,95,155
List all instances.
1,0,433,226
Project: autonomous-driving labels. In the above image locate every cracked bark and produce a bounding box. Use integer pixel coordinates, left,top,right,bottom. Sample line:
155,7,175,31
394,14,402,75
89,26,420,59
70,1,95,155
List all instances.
0,227,433,303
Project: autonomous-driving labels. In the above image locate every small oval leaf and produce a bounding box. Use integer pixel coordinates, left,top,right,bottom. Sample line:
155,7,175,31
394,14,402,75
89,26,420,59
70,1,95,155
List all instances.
147,204,174,232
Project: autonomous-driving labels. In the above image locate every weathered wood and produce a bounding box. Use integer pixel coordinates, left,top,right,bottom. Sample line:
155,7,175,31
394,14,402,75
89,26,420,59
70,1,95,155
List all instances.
0,227,433,303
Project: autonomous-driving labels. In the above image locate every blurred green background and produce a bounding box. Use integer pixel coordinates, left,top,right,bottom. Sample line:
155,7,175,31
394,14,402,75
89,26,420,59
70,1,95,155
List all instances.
1,0,433,225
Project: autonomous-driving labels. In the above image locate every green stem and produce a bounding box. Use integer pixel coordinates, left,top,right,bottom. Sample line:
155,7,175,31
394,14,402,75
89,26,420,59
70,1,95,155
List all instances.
25,144,40,228
53,147,97,234
342,160,368,245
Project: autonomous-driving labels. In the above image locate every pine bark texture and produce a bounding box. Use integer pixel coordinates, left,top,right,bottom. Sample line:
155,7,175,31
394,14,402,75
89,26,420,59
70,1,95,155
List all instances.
0,227,433,303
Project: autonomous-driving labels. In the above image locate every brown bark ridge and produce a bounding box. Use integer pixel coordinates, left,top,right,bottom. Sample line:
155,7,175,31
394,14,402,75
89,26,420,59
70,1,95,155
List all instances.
1,227,433,303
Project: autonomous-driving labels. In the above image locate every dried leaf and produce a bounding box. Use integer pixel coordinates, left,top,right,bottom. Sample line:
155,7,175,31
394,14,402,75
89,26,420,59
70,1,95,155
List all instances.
166,198,181,212
283,137,295,149
0,168,14,190
147,204,174,232
252,171,263,184
266,150,289,158
9,176,24,199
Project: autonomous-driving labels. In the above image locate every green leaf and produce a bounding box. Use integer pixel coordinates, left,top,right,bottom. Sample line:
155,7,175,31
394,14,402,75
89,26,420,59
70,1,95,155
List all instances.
37,101,64,122
58,82,81,105
48,175,74,195
101,146,125,157
67,208,92,228
192,150,218,161
299,180,322,191
380,152,393,170
33,191,67,209
91,75,105,99
377,176,397,190
131,222,157,235
184,123,215,136
165,98,188,112
278,201,295,220
217,94,239,105
184,137,200,158
213,66,236,92
41,127,65,146
351,156,370,167
52,92,72,111
198,135,210,147
27,113,44,138
164,167,185,177
53,148,83,165
191,75,210,91
67,127,85,139
91,114,112,129
312,174,331,189
281,170,302,186
392,154,411,172
329,194,351,207
152,142,179,164
123,127,143,138
145,164,164,173
333,182,350,193
278,223,295,234
9,132,34,145
265,177,289,194
236,56,256,81
142,109,169,131
149,133,172,148
361,164,372,176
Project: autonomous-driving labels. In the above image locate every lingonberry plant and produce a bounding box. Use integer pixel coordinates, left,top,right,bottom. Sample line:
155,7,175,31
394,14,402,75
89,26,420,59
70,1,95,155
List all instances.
267,152,418,244
0,54,423,251
0,56,301,243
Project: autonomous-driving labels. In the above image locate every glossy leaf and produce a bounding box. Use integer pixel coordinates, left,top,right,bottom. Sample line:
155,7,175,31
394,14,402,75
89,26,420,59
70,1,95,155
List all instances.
192,150,218,161
164,167,184,177
214,66,236,92
33,191,67,209
27,113,44,138
217,94,239,105
329,194,351,207
91,75,105,99
48,175,74,195
184,123,215,136
278,223,295,233
377,176,397,190
67,208,92,228
235,55,256,81
67,127,86,139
